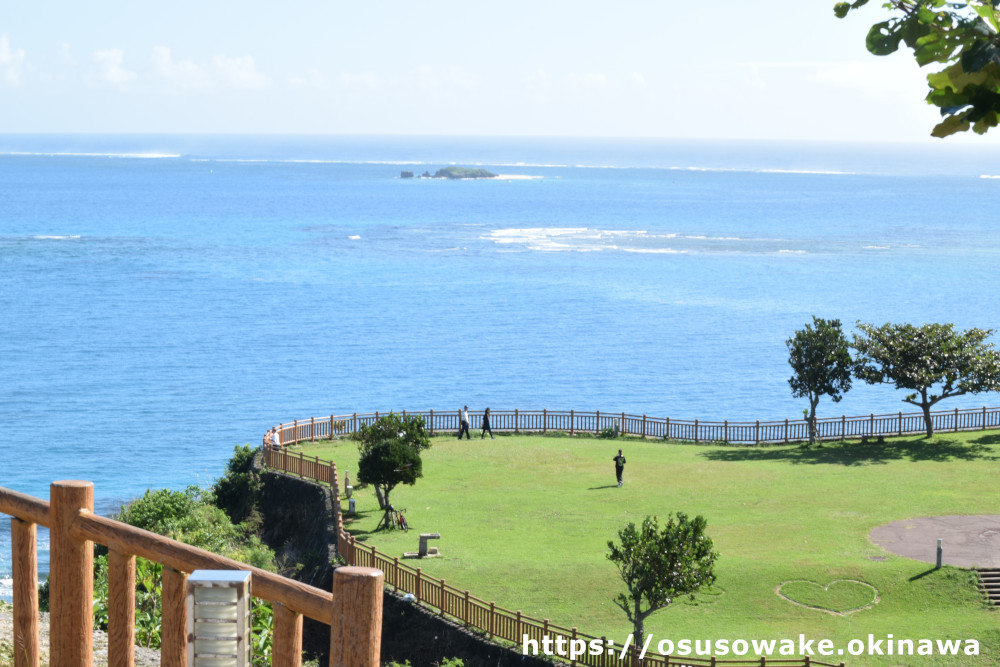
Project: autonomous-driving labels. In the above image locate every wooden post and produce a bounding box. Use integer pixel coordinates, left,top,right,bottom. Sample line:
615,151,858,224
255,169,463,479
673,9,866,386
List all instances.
755,420,760,444
161,566,187,667
311,416,316,441
898,411,903,437
12,517,39,667
108,549,136,667
870,413,874,437
464,590,470,626
841,414,846,440
516,610,522,643
596,410,600,435
570,410,574,435
543,408,547,433
489,602,496,638
983,406,987,430
440,579,446,616
293,419,299,445
353,412,358,434
642,414,647,438
955,407,959,432
272,601,303,667
515,408,519,433
570,628,578,666
724,420,728,442
430,409,435,435
784,418,788,443
50,480,94,667
694,419,699,443
330,566,384,667
416,568,423,601
621,411,626,436
329,414,335,440
665,416,670,440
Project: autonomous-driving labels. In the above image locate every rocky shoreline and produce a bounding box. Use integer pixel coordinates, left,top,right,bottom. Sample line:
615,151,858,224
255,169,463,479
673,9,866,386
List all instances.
0,605,161,666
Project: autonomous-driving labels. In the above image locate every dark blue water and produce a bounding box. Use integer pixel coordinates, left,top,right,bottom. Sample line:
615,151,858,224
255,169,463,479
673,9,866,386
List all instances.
3,135,1000,595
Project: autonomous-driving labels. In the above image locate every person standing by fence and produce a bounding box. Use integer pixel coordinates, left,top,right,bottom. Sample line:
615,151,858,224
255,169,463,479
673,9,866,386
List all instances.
481,407,495,439
613,449,626,487
458,405,471,440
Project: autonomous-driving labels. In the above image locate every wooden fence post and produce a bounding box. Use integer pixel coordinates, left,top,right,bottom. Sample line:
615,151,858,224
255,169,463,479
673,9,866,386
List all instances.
543,409,547,433
841,414,846,440
489,602,496,638
784,418,788,443
293,419,299,445
515,408,519,434
898,412,903,437
955,407,959,432
12,517,39,667
621,411,626,436
272,602,303,667
430,409,435,435
596,410,600,435
694,419,699,443
870,413,874,438
108,549,136,667
50,480,94,667
330,567,384,667
161,566,187,667
724,420,728,443
329,414,335,440
983,406,987,430
642,414,647,438
354,412,358,434
311,416,316,441
755,420,760,444
440,579,446,616
464,591,470,626
416,568,422,601
570,410,574,435
665,416,670,440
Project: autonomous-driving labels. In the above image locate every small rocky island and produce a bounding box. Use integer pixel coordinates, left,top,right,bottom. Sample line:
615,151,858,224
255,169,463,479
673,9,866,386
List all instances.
401,167,498,180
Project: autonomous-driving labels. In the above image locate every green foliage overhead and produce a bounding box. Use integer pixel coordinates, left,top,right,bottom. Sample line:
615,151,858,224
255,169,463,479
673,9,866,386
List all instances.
835,0,1000,137
787,317,853,445
606,513,718,640
852,321,1000,436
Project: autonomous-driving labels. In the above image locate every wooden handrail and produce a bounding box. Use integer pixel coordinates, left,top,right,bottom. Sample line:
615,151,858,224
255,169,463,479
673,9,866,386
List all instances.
72,512,335,624
0,481,382,667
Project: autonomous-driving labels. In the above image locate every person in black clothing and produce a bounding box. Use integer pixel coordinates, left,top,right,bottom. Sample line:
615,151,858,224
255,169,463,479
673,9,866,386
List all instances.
481,407,495,439
612,449,626,487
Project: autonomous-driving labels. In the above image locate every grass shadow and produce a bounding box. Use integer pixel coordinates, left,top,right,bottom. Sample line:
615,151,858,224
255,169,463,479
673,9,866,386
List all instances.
699,436,999,466
587,484,621,490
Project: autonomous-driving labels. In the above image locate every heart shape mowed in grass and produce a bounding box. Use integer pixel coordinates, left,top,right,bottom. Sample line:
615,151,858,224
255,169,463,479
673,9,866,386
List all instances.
777,580,879,614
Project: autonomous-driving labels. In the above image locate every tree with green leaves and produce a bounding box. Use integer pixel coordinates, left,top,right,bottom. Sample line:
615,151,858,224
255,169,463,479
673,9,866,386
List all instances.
358,440,423,529
787,317,853,445
835,0,1000,137
607,513,718,641
354,412,431,514
853,322,1000,436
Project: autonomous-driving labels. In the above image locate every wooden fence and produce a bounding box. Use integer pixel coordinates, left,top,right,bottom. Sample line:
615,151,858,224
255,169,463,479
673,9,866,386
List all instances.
0,479,382,667
272,405,1000,447
263,445,845,667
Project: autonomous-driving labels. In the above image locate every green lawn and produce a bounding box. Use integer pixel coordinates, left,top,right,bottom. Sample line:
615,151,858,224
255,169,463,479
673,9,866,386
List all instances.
295,431,1000,666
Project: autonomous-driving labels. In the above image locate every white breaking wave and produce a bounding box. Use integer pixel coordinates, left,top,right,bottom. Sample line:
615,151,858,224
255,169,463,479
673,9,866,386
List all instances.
2,151,180,159
485,227,759,253
33,235,81,240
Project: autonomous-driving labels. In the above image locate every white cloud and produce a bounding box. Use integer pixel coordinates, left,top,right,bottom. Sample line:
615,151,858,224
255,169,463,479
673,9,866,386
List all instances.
807,59,926,96
289,67,326,90
213,54,269,90
150,46,211,92
339,71,382,90
93,48,136,86
0,34,27,84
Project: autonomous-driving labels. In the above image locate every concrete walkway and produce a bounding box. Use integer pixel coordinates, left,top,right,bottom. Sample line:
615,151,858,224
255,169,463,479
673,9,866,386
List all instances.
870,515,1000,568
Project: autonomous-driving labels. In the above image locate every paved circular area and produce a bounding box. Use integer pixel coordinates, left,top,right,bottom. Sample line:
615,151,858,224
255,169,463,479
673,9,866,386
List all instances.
870,515,1000,568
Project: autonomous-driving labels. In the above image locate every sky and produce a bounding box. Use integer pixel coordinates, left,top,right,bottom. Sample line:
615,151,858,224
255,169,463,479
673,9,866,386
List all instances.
2,0,998,143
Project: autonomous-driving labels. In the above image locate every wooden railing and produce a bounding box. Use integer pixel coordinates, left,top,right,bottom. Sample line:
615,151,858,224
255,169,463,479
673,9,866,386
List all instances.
273,405,1000,448
0,480,383,667
263,446,845,667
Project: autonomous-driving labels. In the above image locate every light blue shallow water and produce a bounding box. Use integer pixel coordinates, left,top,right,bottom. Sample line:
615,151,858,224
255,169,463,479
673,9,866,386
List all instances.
2,134,1000,596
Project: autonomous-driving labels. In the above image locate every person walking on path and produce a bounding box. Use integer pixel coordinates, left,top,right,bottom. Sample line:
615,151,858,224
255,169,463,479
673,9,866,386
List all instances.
481,407,495,439
458,405,471,440
612,449,626,487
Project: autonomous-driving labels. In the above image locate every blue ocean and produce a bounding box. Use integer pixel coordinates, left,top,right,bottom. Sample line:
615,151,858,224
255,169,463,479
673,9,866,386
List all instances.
2,134,1000,598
